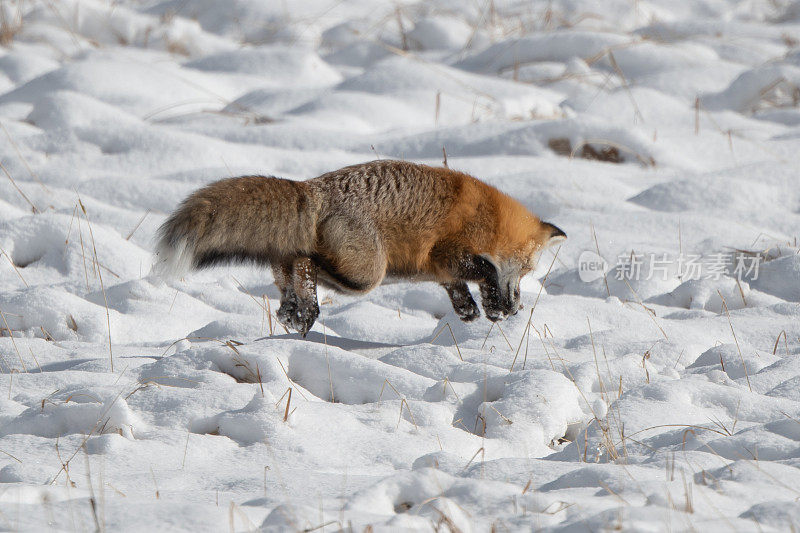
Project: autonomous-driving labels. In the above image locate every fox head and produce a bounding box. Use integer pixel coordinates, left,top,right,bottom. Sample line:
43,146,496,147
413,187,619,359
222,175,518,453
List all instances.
480,197,566,320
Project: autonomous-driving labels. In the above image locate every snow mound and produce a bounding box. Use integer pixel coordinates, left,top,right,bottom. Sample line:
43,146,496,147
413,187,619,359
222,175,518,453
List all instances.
339,56,563,122
455,32,630,74
750,254,800,302
687,343,780,380
185,46,342,87
1,393,140,440
407,16,473,51
701,64,800,113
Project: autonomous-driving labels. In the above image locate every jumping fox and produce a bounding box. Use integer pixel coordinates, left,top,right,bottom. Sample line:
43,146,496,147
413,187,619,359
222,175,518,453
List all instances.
154,160,566,336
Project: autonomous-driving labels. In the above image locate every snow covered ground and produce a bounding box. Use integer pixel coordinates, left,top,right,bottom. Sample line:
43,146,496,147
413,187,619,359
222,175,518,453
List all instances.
1,0,799,530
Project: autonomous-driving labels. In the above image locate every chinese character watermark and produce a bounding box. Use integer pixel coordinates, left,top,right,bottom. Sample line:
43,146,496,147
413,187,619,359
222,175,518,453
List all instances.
584,251,760,283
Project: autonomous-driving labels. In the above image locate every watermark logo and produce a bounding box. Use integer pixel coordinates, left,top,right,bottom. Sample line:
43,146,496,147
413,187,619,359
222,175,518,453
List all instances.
578,251,761,283
578,250,609,282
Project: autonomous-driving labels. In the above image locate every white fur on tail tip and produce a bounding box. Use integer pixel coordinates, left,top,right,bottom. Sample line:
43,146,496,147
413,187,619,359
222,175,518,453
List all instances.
151,237,194,280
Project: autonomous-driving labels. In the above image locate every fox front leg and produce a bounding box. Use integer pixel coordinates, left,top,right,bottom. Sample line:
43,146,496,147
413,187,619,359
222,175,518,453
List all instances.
460,255,509,322
273,258,320,337
442,281,480,322
432,246,505,322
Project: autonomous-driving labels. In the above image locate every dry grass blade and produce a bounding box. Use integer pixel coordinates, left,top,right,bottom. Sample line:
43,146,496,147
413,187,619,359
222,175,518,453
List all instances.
494,322,514,351
440,377,461,402
717,291,751,392
435,91,441,128
734,277,747,307
588,318,609,406
0,4,23,47
398,398,419,430
622,278,668,339
694,96,700,134
508,245,562,371
232,276,288,334
301,520,341,533
255,362,264,397
606,50,644,124
64,204,78,246
461,446,485,472
622,423,731,442
394,6,408,51
480,322,494,351
598,480,630,505
431,322,464,361
0,120,47,191
547,338,619,460
0,245,28,287
0,447,22,463
509,308,533,372
531,244,561,313
125,210,150,240
283,388,292,422
0,160,38,213
486,403,513,425
182,426,191,468
264,296,273,336
28,347,42,373
79,199,113,372
50,390,126,484
0,307,26,372
76,215,90,291
529,324,555,370
591,225,610,297
82,445,102,532
772,330,789,356
378,378,403,401
322,322,335,402
275,357,308,400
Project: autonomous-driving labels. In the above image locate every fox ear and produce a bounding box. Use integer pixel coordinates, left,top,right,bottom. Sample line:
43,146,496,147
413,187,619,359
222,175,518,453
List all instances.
542,222,567,248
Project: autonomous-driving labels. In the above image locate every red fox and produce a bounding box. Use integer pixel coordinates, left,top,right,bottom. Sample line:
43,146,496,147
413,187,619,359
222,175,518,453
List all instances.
154,160,565,336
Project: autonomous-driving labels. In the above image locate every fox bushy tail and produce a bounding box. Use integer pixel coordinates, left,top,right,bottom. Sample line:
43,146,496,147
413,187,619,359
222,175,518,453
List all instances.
152,176,320,279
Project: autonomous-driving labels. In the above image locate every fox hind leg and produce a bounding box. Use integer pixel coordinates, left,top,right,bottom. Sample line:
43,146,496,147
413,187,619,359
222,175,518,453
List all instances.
314,217,387,293
442,281,480,322
291,257,320,337
273,258,320,337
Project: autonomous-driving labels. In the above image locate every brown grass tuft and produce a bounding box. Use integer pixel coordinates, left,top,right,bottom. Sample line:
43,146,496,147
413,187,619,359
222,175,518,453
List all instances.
0,5,23,47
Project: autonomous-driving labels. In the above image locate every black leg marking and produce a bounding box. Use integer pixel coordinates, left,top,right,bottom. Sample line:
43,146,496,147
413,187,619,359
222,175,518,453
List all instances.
430,244,497,283
452,254,508,321
479,280,505,322
275,257,320,337
442,281,480,322
455,255,498,283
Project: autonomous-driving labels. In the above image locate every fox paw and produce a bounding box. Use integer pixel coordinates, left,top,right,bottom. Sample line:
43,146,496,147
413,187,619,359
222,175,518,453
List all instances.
277,298,319,337
479,283,505,322
454,300,480,322
444,282,480,322
483,307,504,322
